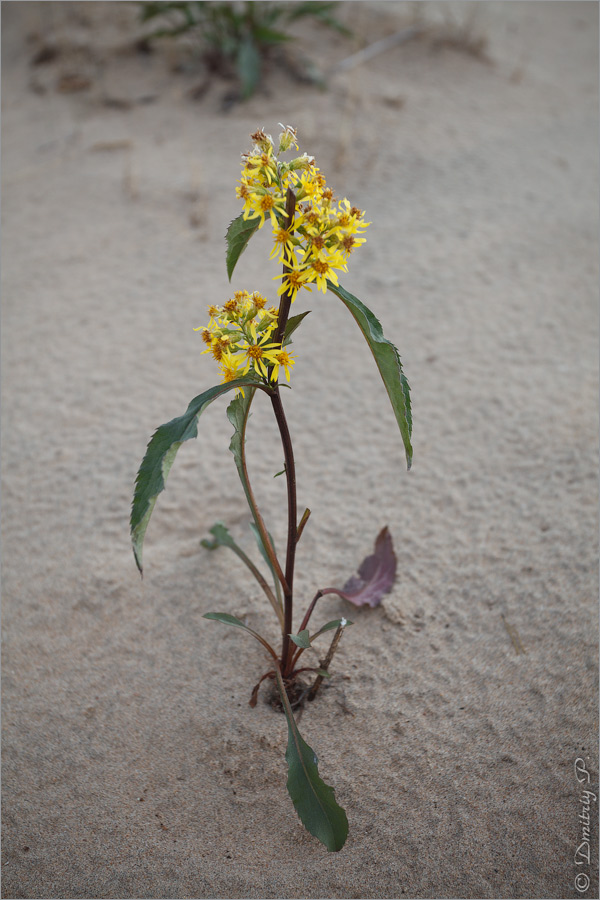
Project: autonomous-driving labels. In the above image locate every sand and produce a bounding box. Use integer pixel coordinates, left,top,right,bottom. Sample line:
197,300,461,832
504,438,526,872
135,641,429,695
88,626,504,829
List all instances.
2,2,598,898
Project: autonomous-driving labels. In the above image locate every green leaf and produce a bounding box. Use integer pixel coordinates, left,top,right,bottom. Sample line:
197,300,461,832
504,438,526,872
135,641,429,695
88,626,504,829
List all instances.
225,212,260,281
201,521,238,552
327,280,412,469
311,618,353,641
236,36,261,99
275,668,348,851
203,611,249,629
130,378,260,573
285,1,353,35
283,310,310,346
249,520,283,608
289,629,311,649
252,24,292,45
203,611,278,660
227,388,258,511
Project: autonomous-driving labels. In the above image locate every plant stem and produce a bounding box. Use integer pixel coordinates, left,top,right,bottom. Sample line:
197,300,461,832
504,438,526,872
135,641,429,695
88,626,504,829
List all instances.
307,621,347,702
236,388,290,605
273,187,297,345
271,389,297,675
298,586,341,633
272,186,297,676
226,538,284,630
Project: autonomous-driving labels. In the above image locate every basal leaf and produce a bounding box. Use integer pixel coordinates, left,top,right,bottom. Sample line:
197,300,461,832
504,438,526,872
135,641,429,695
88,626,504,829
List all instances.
203,612,278,660
203,611,249,629
275,669,348,851
289,629,311,649
203,521,283,628
201,521,238,552
130,378,259,573
311,618,354,641
328,527,396,608
226,212,260,281
326,280,412,469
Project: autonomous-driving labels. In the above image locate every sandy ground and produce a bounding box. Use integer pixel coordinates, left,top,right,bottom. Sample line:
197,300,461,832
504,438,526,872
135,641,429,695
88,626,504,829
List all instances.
2,2,598,898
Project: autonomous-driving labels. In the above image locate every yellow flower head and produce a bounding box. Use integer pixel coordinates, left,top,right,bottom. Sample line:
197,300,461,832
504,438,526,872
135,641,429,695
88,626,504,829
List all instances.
275,267,312,303
266,347,295,383
195,292,293,386
219,349,245,384
234,126,371,307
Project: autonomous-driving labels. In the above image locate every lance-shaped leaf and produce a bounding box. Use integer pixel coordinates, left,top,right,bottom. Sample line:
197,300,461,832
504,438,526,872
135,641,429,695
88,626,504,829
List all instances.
327,527,397,608
226,213,260,281
283,310,311,346
203,612,277,660
326,280,412,469
130,378,260,574
275,668,348,852
311,618,354,641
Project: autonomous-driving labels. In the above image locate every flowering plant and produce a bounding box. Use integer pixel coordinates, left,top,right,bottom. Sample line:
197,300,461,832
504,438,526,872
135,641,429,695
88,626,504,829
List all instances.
130,126,412,851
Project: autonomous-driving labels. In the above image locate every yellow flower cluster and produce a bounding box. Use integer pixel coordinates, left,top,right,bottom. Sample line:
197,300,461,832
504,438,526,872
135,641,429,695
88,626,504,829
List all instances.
194,290,295,385
237,125,370,301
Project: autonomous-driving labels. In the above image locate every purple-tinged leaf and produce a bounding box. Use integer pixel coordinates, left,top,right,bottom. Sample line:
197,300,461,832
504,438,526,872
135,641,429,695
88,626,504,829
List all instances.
331,527,396,608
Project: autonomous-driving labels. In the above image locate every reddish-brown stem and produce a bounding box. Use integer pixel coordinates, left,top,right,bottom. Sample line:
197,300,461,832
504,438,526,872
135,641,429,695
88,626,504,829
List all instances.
289,587,346,669
271,389,297,674
299,587,342,633
273,187,297,346
271,187,298,678
307,621,346,702
249,669,275,707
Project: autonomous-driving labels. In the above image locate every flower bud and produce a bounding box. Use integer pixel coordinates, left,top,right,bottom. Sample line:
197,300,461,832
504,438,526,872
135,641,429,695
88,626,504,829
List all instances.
278,124,298,153
289,153,315,172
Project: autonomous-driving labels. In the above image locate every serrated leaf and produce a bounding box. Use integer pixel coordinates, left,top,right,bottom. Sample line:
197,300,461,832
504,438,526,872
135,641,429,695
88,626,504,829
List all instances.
226,212,260,281
283,310,310,346
130,378,259,573
275,669,348,851
328,527,396,608
327,281,412,469
289,629,311,649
